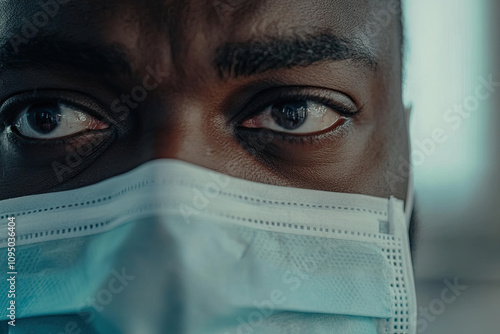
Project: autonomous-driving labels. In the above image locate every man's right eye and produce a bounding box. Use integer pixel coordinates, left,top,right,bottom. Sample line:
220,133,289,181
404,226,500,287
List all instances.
0,90,114,142
12,102,109,140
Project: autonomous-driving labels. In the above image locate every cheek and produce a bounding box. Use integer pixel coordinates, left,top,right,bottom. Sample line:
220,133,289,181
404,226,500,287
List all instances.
370,111,409,200
0,130,114,199
384,131,411,201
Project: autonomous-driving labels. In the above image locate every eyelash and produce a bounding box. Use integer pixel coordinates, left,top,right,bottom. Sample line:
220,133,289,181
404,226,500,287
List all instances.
236,89,363,145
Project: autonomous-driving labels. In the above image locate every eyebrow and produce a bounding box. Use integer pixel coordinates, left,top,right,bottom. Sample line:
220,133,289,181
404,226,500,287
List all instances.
0,36,133,78
214,33,377,79
0,33,376,81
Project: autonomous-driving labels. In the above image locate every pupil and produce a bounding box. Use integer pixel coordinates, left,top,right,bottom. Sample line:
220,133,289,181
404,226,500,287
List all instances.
26,103,61,134
271,101,307,130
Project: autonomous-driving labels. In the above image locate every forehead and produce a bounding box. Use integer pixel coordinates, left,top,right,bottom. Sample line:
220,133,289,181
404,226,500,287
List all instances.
0,0,401,76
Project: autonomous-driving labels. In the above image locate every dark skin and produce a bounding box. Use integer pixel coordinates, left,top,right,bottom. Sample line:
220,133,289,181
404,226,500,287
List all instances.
0,0,410,206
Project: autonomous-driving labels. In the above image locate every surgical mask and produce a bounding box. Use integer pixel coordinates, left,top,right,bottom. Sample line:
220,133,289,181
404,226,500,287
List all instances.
0,159,417,334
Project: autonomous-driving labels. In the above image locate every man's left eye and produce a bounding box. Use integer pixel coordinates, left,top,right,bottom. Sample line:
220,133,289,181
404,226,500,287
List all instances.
13,102,109,139
240,100,343,135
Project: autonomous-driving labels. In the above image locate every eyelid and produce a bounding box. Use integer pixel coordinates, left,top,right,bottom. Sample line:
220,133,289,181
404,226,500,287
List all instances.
232,86,362,127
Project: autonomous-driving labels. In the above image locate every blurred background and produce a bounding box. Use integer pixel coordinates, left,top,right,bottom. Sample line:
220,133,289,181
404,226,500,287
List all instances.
403,0,500,332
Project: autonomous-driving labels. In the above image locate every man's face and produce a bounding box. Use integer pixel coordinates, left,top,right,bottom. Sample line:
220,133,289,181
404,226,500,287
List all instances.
0,0,408,201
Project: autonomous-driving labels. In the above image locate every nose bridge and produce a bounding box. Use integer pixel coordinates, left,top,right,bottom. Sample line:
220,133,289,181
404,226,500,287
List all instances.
151,97,220,167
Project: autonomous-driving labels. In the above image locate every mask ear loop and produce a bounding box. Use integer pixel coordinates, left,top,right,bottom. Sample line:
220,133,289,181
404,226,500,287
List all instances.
405,168,414,228
403,104,414,229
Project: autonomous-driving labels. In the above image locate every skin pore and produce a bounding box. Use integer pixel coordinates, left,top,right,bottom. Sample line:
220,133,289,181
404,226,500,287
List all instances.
0,0,409,207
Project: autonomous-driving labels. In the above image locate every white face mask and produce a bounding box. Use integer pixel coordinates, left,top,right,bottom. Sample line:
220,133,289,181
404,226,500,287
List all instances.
0,159,416,334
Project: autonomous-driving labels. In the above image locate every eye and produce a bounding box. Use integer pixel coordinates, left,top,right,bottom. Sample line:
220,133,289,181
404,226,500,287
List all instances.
12,102,109,139
240,100,344,135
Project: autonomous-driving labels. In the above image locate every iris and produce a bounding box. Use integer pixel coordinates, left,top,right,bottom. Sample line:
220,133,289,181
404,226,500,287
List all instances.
26,103,61,134
270,101,307,130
